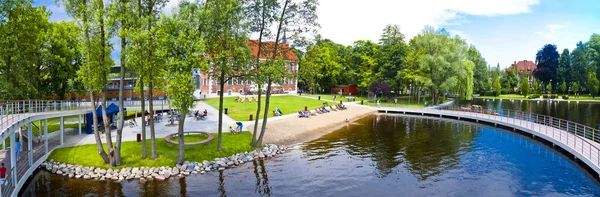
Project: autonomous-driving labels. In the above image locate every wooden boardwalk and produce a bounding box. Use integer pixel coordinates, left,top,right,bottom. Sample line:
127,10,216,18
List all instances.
378,107,600,176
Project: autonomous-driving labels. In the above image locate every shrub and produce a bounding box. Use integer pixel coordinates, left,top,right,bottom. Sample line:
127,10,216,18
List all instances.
528,94,540,99
562,95,569,100
543,94,558,99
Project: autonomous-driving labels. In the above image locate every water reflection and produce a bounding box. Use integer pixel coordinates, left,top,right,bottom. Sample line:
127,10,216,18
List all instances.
21,114,600,196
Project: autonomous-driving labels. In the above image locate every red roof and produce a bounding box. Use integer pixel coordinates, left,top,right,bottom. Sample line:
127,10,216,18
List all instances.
247,40,299,61
509,60,536,75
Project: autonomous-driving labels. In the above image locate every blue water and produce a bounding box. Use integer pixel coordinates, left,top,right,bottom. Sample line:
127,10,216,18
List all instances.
22,114,600,196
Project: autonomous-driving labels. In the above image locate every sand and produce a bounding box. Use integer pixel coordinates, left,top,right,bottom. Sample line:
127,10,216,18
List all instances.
247,105,376,145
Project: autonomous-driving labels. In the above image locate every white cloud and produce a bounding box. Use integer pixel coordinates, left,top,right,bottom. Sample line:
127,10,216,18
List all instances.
535,24,566,40
317,0,540,45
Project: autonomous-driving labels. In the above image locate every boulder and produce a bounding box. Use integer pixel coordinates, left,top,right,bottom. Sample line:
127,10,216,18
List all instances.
155,175,166,181
139,178,147,183
84,175,91,179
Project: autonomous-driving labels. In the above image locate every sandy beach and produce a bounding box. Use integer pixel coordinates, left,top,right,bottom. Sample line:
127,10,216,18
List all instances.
247,105,376,145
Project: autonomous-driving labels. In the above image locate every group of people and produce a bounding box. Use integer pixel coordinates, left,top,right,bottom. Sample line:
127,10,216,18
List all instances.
194,109,208,120
229,122,243,134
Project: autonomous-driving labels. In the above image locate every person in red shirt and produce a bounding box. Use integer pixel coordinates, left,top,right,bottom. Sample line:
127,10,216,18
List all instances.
0,163,6,179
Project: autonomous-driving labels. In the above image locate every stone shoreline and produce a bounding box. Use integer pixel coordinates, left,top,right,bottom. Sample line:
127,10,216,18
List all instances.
40,144,287,182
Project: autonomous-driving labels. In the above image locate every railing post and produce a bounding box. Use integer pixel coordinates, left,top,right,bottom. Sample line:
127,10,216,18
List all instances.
28,122,33,166
60,116,64,145
44,119,48,154
10,129,17,185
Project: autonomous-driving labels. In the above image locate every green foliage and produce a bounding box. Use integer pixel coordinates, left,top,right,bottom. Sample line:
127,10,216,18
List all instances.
47,132,255,169
548,83,553,94
300,38,342,93
560,81,567,94
533,80,539,94
466,46,489,94
410,27,465,104
457,60,474,100
528,94,540,99
572,82,580,95
589,72,599,98
558,48,571,84
519,79,530,97
493,76,501,97
562,95,569,100
500,67,518,93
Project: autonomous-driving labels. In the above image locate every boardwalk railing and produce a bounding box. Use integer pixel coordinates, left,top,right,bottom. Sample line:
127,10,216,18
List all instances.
437,105,600,144
0,100,92,134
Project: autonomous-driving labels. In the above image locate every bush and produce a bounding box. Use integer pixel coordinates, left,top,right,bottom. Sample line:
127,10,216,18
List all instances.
562,95,569,100
484,91,495,97
543,94,558,99
528,94,540,99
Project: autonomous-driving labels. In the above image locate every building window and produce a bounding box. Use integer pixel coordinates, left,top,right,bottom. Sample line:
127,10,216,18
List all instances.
227,90,232,95
217,80,221,86
281,78,285,85
228,77,233,85
217,91,221,95
238,90,243,94
248,64,253,70
289,78,293,84
237,77,242,85
290,63,294,71
247,79,252,84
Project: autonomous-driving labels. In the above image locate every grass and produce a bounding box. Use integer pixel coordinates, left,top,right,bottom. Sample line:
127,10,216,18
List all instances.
302,94,369,102
363,96,449,108
566,95,600,101
173,133,209,143
47,131,255,169
477,94,529,100
203,95,336,121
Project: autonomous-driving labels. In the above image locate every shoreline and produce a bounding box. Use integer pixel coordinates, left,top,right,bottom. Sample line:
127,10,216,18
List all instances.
247,105,377,145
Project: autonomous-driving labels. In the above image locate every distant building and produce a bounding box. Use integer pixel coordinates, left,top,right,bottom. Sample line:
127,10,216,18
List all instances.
193,40,299,98
331,85,358,95
509,60,537,86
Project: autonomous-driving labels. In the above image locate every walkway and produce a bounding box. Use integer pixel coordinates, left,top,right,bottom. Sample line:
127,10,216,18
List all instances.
377,106,600,177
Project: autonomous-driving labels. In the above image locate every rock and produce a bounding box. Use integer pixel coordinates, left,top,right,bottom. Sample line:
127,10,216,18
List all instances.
155,175,165,181
75,175,82,179
183,171,190,176
200,171,205,174
100,177,106,181
132,167,140,174
118,176,124,182
176,174,185,179
179,165,187,172
107,168,113,175
84,175,91,179
139,178,147,183
218,167,225,171
69,174,74,178
146,176,154,181
258,152,265,158
204,167,211,171
99,169,107,175
56,170,63,175
164,174,170,179
134,175,141,179
226,161,234,166
75,167,82,174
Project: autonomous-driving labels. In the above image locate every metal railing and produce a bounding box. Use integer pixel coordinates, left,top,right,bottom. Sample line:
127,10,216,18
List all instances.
432,105,600,168
0,100,93,134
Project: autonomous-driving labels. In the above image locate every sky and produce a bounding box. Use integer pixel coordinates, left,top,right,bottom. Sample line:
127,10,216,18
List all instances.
35,0,600,68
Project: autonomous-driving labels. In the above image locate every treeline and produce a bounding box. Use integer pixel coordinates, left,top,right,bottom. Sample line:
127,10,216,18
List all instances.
299,26,489,104
490,34,600,98
1,0,318,167
0,2,84,99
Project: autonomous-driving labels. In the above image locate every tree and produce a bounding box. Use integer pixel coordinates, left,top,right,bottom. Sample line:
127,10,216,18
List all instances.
547,83,552,94
533,44,559,87
557,48,571,84
370,81,390,97
493,76,501,97
158,2,208,164
560,81,567,94
571,42,588,88
457,60,474,100
572,82,580,96
519,79,530,97
376,24,408,93
533,80,539,94
500,67,518,93
244,0,279,147
466,46,489,94
589,72,599,98
256,0,319,148
411,27,465,104
202,0,250,151
41,21,82,100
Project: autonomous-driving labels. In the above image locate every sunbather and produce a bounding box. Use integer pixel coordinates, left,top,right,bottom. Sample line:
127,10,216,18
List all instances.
329,106,337,111
298,110,309,118
321,106,330,112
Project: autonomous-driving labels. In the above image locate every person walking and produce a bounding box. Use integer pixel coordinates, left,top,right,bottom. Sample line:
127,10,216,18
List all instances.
0,163,6,180
394,98,398,106
333,95,336,101
377,99,381,107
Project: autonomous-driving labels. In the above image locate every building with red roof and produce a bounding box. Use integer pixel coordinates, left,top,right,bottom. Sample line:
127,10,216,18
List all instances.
509,60,537,87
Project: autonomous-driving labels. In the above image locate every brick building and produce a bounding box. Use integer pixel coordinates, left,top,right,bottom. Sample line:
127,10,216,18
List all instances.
193,40,299,98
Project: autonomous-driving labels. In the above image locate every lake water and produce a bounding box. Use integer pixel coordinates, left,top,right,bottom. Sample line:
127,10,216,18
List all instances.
21,114,600,196
455,99,600,129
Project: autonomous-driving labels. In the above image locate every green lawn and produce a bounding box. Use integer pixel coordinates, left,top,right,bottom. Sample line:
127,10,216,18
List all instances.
48,131,255,169
567,96,600,101
363,96,448,108
203,95,336,121
174,133,209,143
477,94,529,100
302,94,369,102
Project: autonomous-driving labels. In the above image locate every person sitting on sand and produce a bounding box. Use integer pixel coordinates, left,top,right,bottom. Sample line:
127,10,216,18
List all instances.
345,118,350,123
276,108,283,115
229,126,236,134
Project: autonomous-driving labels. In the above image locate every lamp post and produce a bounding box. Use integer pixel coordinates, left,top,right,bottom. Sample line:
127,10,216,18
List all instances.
129,83,133,106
